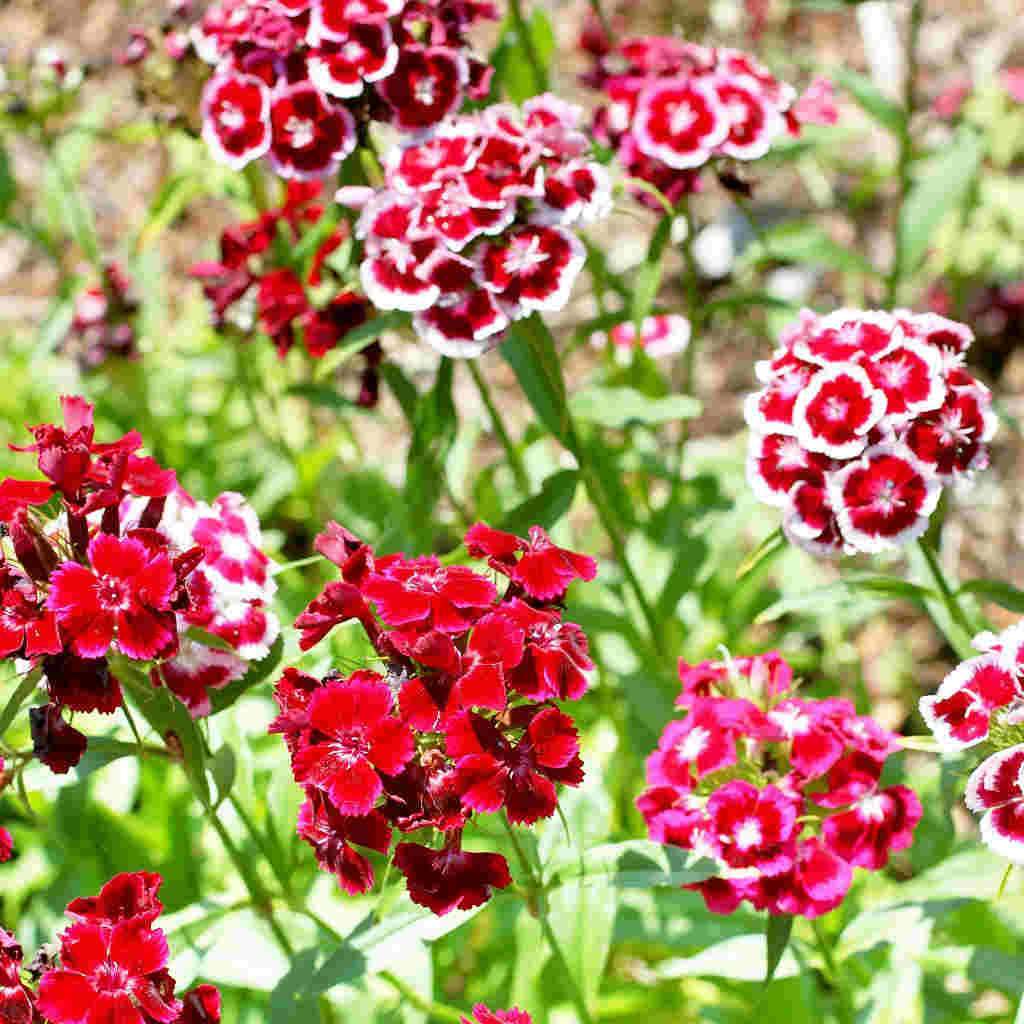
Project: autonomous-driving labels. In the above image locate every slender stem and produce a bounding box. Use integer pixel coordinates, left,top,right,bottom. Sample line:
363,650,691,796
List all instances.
507,0,548,94
500,816,595,1024
811,919,855,1024
886,0,925,306
379,971,465,1023
916,538,976,649
467,360,530,493
673,198,702,480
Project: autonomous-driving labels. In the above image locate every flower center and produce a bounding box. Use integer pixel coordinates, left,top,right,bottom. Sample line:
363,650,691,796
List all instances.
668,100,697,136
332,731,370,764
413,75,436,107
218,101,245,132
97,575,131,612
675,725,710,762
503,235,549,276
285,115,316,149
822,395,850,422
858,794,887,822
734,817,763,850
93,961,131,995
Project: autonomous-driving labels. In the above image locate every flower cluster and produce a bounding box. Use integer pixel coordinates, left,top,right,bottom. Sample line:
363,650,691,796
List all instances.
463,1006,532,1024
920,623,1024,863
272,520,597,914
356,95,611,355
195,0,495,178
638,651,921,917
1,871,220,1024
592,313,691,362
582,36,835,208
745,308,997,556
59,263,139,372
0,396,278,775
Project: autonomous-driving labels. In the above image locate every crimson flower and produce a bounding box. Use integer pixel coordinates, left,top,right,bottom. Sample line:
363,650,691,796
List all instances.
37,919,182,1024
0,568,60,658
464,523,597,601
176,985,222,1024
47,533,178,661
0,927,32,1024
30,704,88,774
394,838,512,916
461,1005,533,1024
362,556,496,634
291,673,414,815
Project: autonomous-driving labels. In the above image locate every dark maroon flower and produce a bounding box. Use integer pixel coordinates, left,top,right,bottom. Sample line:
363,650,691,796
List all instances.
268,82,357,180
377,46,466,132
0,926,32,1024
42,651,123,715
176,985,222,1024
394,836,511,915
30,704,88,774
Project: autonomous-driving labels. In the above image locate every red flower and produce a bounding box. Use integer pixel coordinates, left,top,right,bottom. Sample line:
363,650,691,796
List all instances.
714,77,784,160
965,745,1024,864
43,652,123,715
394,837,511,915
308,23,398,98
30,704,88,774
297,791,392,894
0,926,33,1024
0,827,11,864
66,871,164,926
462,1005,532,1024
291,673,414,814
37,918,182,1024
358,197,442,312
298,292,369,359
0,568,60,658
706,780,799,876
295,581,375,650
47,533,178,661
756,837,852,918
634,79,728,169
829,444,940,553
792,363,886,459
268,82,357,181
176,985,222,1024
0,477,55,521
903,386,997,481
464,523,597,601
377,46,466,132
920,654,1019,751
503,600,593,702
362,556,496,634
450,708,583,824
821,784,921,870
201,72,271,170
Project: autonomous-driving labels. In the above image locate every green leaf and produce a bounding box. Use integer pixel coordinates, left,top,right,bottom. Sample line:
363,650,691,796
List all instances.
548,840,717,890
832,68,907,136
502,317,571,444
0,669,42,737
208,635,285,715
0,143,16,220
309,940,369,993
492,7,555,102
756,575,937,623
956,579,1024,614
765,914,794,985
657,934,800,982
570,387,701,428
897,128,982,277
380,363,418,422
500,469,579,534
736,527,785,581
749,221,880,277
209,745,237,808
631,215,673,328
285,383,357,412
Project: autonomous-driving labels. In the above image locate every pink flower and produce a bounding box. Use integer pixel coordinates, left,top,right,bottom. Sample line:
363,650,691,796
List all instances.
821,784,922,870
793,76,840,125
291,673,414,814
47,533,178,661
597,314,691,360
462,1005,533,1024
1001,68,1024,104
707,781,800,876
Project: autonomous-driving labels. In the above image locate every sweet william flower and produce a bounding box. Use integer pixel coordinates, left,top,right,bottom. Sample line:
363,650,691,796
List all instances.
291,672,415,814
29,704,88,775
394,837,512,916
176,985,222,1024
47,533,178,661
37,918,181,1024
965,745,1024,864
0,827,11,864
0,927,32,1024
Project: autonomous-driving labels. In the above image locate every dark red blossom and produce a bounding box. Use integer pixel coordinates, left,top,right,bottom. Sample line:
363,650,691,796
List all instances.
395,838,512,915
176,985,222,1024
0,926,32,1024
29,704,88,774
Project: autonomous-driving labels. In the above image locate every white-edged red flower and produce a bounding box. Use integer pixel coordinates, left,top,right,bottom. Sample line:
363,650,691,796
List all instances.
965,745,1024,864
268,82,357,180
201,72,271,170
634,78,728,169
356,97,608,354
744,309,995,556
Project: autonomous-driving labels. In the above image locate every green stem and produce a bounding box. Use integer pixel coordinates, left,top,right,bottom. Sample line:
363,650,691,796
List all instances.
379,972,465,1023
811,920,855,1024
916,538,976,656
501,816,595,1024
886,0,925,306
467,359,530,493
507,0,548,94
673,197,702,480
